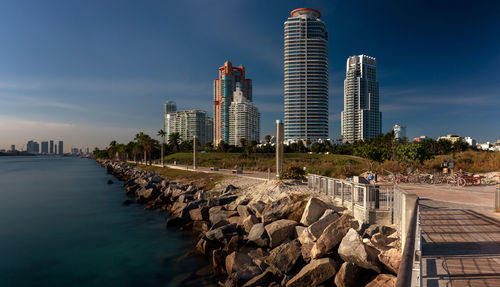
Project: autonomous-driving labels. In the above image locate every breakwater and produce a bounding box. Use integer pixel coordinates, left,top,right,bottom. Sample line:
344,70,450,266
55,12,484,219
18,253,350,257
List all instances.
100,159,402,286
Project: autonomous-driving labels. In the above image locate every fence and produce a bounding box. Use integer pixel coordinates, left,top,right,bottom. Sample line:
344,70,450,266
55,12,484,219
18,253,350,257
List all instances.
308,173,422,286
307,174,395,224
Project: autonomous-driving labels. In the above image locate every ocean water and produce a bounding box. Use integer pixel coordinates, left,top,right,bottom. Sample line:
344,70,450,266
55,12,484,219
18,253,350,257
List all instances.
0,156,213,287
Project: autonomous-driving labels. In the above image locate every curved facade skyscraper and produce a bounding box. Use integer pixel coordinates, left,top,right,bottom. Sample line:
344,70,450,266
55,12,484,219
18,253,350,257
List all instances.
284,8,328,141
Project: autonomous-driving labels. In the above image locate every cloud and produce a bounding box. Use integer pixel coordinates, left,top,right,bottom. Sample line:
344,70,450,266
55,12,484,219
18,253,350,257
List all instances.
0,94,86,111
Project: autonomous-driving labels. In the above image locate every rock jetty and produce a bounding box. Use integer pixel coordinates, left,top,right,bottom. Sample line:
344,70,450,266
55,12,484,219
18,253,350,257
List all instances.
99,159,401,286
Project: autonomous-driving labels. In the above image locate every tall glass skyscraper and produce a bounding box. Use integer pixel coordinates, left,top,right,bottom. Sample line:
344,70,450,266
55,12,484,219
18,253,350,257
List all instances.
341,55,382,143
284,8,328,141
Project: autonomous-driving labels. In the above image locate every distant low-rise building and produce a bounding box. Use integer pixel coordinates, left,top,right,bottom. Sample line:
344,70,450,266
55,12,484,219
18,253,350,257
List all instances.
464,137,476,147
438,134,462,143
412,136,428,143
11,145,15,152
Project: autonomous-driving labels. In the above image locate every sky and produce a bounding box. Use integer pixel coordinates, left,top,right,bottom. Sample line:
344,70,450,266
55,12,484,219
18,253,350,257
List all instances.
0,0,499,152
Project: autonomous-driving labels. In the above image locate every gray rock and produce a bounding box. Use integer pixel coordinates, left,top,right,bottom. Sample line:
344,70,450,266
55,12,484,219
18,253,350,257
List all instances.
311,214,355,259
248,223,269,247
300,198,329,226
242,268,279,287
242,214,260,233
265,239,302,275
338,228,382,273
189,207,209,221
334,262,372,287
286,258,339,287
264,219,298,248
363,225,380,239
261,196,295,225
248,200,266,218
225,251,262,280
205,223,237,244
237,205,252,218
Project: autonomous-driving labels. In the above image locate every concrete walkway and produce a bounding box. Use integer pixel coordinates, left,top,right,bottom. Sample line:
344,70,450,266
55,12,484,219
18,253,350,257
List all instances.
402,184,500,286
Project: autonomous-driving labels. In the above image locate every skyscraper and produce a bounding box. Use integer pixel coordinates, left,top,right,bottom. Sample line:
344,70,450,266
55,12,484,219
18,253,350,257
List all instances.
228,84,260,145
41,141,49,154
49,140,54,154
58,141,64,155
284,8,329,141
393,124,406,140
341,55,382,143
214,61,252,146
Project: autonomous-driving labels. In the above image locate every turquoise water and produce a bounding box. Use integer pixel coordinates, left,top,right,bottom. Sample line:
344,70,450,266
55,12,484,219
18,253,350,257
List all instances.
0,156,212,287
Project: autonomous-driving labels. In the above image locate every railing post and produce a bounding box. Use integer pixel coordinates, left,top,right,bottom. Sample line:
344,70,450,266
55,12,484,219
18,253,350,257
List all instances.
341,182,345,206
364,186,369,223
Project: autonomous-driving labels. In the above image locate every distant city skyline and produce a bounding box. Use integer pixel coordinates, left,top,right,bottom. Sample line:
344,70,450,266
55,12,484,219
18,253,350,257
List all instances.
0,1,499,150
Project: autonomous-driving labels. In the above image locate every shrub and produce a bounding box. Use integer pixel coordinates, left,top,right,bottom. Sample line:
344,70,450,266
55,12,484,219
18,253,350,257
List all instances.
280,165,306,180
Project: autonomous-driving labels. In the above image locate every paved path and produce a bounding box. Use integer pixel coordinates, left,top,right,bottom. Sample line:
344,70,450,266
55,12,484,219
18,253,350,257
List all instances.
400,184,500,286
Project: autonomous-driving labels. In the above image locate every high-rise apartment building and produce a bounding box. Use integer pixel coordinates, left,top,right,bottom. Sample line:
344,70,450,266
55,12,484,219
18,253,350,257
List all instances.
165,110,213,145
55,144,57,155
41,141,49,154
393,124,406,140
27,140,40,153
214,61,252,145
58,141,64,155
341,55,382,143
284,8,329,141
228,85,260,146
49,140,54,154
163,101,177,136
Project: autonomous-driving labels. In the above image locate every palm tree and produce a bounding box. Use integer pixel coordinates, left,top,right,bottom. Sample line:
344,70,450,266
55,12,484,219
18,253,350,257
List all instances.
157,129,166,166
265,135,272,145
134,132,147,164
239,138,247,148
168,132,181,153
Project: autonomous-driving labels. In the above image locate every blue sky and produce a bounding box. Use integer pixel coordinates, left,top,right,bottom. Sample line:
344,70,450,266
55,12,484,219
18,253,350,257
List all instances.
0,0,499,151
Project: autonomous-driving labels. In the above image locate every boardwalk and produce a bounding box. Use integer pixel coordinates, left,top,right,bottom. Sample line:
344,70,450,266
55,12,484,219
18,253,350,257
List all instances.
420,201,500,286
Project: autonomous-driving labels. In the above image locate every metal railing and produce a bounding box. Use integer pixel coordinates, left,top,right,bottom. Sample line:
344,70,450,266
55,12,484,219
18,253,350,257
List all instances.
307,174,395,223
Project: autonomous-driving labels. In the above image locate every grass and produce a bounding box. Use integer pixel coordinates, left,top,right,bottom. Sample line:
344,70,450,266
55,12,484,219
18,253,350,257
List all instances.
161,150,499,178
162,152,369,178
134,164,226,190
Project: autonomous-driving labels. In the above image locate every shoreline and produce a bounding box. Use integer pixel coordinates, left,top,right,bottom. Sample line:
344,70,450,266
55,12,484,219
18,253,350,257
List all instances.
98,159,402,286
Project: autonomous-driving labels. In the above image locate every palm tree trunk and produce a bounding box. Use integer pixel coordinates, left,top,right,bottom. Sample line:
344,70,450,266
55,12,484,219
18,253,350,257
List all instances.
161,140,164,167
144,150,146,165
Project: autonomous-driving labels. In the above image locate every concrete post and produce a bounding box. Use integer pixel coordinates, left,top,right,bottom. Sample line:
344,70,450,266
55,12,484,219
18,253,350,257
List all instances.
495,185,500,212
275,120,284,177
193,136,197,169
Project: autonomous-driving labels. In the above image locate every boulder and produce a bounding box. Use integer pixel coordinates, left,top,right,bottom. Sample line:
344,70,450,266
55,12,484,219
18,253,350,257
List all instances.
248,201,266,218
378,248,401,274
300,198,329,226
205,223,238,244
261,196,295,225
209,207,238,226
225,251,263,280
380,225,397,236
218,194,239,206
265,240,301,275
295,226,306,238
196,237,219,256
302,211,340,243
286,258,338,287
248,223,269,247
242,214,260,233
189,207,209,221
301,243,314,263
211,249,227,275
227,216,242,226
247,248,268,271
310,214,355,259
222,273,239,287
135,187,160,203
297,228,315,245
334,262,373,287
151,175,163,183
363,225,380,238
242,268,279,287
192,220,210,233
237,205,252,218
338,228,382,273
366,273,397,287
264,219,298,248
123,199,134,205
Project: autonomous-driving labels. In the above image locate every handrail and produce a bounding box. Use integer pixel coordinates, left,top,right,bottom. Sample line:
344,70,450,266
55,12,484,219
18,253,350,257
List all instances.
395,197,419,287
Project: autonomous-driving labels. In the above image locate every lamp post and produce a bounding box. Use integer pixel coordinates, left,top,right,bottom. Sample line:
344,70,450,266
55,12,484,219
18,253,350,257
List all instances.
193,135,197,169
276,120,284,177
